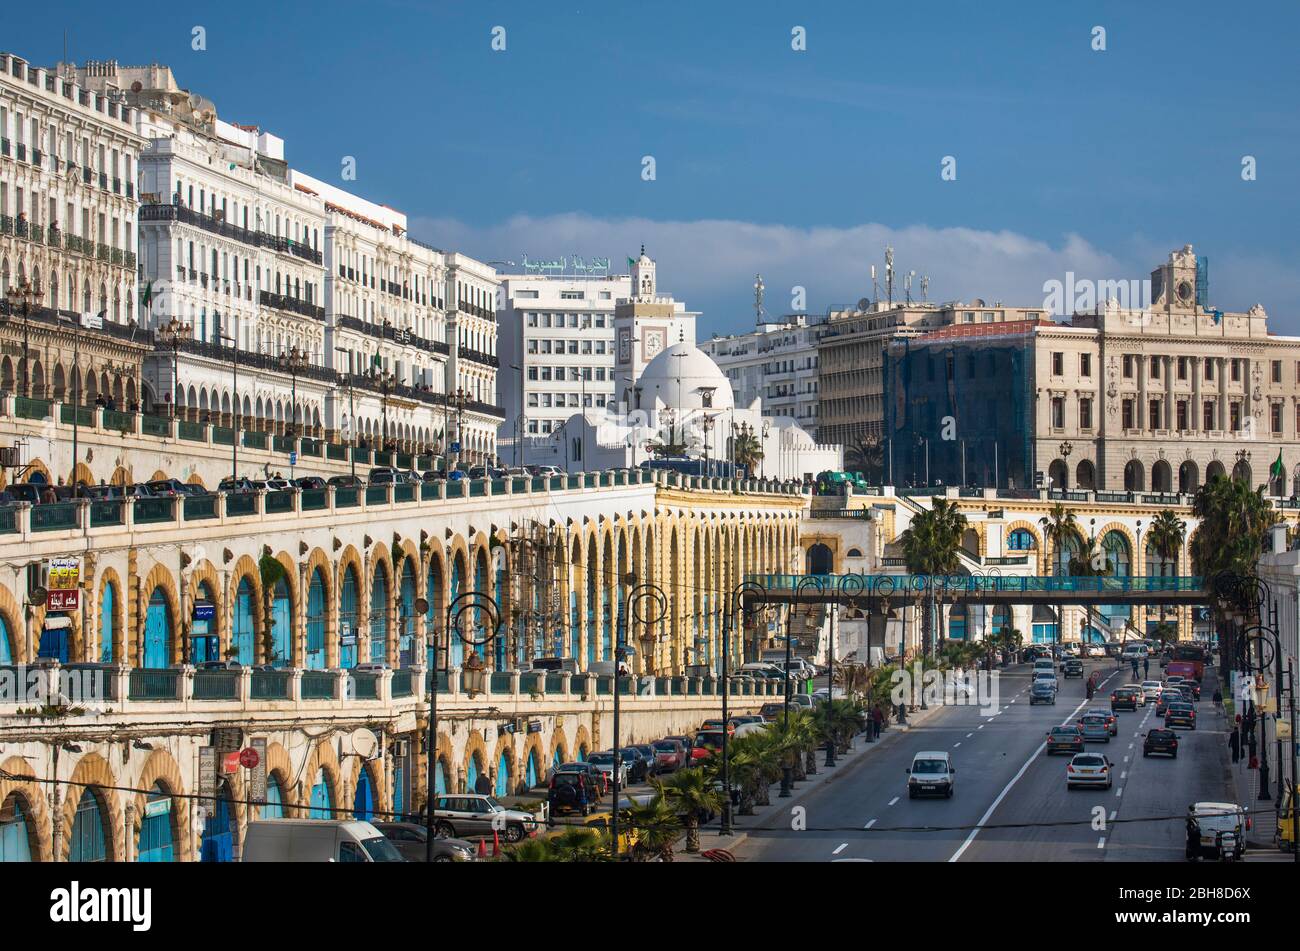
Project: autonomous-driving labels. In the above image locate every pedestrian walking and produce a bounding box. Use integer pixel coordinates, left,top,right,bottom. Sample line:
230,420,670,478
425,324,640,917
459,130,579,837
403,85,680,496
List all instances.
1212,688,1223,713
1143,657,1150,678
1228,729,1241,763
871,702,884,739
474,773,491,795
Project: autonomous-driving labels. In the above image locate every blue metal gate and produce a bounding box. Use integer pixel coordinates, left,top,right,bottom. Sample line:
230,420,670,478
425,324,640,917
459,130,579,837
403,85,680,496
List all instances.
137,783,174,862
495,752,510,797
340,567,358,668
370,567,389,664
99,583,114,663
271,580,291,667
309,770,332,819
200,783,233,862
353,767,375,821
69,789,107,862
306,570,326,669
399,561,416,666
262,776,285,819
233,578,256,665
0,795,32,861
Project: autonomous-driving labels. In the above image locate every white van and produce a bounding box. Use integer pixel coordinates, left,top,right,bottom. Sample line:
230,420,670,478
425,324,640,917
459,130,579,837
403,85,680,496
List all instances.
906,750,955,798
1121,644,1148,661
241,819,405,862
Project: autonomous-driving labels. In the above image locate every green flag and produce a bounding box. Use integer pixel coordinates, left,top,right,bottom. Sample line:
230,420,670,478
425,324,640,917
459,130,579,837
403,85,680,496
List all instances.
140,281,153,307
627,256,636,268
1271,449,1285,482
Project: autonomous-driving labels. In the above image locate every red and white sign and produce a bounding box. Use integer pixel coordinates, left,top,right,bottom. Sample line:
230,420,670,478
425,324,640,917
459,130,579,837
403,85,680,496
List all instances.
45,589,79,611
238,747,260,770
221,752,242,774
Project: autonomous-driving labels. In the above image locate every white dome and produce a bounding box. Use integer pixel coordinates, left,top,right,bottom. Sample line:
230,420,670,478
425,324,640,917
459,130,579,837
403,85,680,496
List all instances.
638,342,734,411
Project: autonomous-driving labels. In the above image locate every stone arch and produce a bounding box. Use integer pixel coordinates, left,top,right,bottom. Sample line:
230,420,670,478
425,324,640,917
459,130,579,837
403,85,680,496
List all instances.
132,748,193,862
94,567,126,664
572,723,593,760
1178,459,1200,494
1097,522,1138,575
0,755,52,861
1124,459,1145,492
490,733,517,795
109,465,131,487
23,458,51,483
298,739,343,820
1151,458,1173,493
1048,458,1069,490
461,730,490,794
59,752,123,862
260,741,298,818
1075,459,1096,490
344,756,389,820
69,461,95,488
548,724,570,767
365,541,395,665
519,732,547,793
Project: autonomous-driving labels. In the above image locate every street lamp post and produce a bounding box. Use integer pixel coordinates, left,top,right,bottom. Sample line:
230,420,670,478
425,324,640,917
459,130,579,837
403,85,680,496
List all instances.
510,362,523,468
781,576,824,797
4,278,40,398
159,317,191,419
451,386,469,470
425,590,501,862
721,581,769,833
334,348,357,482
219,334,241,484
612,581,667,859
277,346,307,440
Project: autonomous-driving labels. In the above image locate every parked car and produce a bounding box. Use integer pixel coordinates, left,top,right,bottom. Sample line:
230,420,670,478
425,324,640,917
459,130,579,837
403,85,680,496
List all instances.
147,478,207,497
371,822,475,862
293,476,327,490
690,730,727,761
585,751,631,789
1046,726,1085,755
197,659,242,670
265,478,292,491
619,747,650,784
421,469,447,482
1142,729,1179,758
633,744,660,778
367,467,401,485
552,761,608,796
651,739,688,772
662,736,694,763
547,770,598,817
327,474,364,489
6,483,42,504
700,719,735,735
1066,753,1114,789
218,477,259,493
532,464,563,477
242,819,404,862
905,751,955,799
426,794,539,842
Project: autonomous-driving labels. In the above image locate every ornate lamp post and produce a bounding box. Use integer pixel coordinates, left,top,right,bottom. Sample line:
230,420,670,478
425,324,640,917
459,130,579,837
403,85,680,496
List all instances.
1057,440,1073,491
157,317,192,419
721,580,769,833
426,590,501,861
612,580,667,859
781,575,825,797
3,277,40,399
277,346,308,438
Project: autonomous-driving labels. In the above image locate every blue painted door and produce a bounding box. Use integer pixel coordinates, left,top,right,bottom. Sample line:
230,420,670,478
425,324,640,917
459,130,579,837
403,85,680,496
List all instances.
495,752,510,797
262,777,285,819
526,750,538,789
426,563,442,670
200,786,233,862
340,568,358,668
0,796,32,861
399,562,416,666
69,789,107,862
370,569,388,664
0,616,11,664
449,561,464,668
137,784,174,862
306,571,326,670
434,758,448,796
570,592,580,661
233,579,255,665
270,580,291,667
309,770,332,819
393,760,405,818
466,754,479,794
98,584,114,663
143,588,170,668
353,768,375,821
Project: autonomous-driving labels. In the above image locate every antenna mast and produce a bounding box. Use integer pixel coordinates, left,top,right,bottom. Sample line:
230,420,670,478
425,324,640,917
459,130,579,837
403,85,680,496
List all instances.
753,273,766,327
870,265,879,310
885,247,895,308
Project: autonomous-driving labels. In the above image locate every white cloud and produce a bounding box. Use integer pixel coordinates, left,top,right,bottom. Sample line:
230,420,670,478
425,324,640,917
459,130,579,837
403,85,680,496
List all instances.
409,213,1299,335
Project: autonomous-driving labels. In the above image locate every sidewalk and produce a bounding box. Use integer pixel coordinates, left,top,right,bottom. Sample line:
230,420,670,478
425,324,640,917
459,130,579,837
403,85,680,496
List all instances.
1207,676,1283,857
679,701,948,861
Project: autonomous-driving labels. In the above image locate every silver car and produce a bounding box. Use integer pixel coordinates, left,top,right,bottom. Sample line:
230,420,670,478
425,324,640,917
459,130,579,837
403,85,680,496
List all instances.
428,794,539,842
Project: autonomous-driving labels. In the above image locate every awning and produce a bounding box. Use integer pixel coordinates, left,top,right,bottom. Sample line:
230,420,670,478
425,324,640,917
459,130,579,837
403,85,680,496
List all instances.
42,615,73,631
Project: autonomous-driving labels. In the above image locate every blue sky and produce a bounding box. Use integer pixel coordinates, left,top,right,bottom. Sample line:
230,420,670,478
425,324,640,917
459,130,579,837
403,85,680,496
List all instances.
9,1,1300,333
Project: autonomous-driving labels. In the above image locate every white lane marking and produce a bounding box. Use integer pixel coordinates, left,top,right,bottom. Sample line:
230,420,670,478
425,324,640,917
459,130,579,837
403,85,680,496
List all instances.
966,733,974,738
1115,787,1123,798
953,742,962,748
1120,771,1128,779
950,692,1093,863
978,724,985,729
864,819,877,829
1109,810,1117,821
888,796,899,807
1127,743,1134,750
832,843,847,855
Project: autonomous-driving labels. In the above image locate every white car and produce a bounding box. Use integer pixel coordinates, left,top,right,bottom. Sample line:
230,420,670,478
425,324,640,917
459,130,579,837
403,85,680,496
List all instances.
1066,752,1114,789
906,750,955,798
1140,680,1163,702
1121,683,1147,706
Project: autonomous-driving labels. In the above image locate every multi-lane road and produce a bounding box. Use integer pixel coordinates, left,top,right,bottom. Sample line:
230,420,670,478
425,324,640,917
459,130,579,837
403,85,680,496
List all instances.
732,658,1234,862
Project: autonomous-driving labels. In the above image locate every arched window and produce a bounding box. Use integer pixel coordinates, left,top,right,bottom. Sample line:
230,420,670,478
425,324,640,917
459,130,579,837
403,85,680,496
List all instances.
0,612,14,665
1007,528,1037,551
233,578,256,666
369,566,389,664
143,587,171,668
399,560,416,666
495,751,511,797
270,579,291,667
137,783,175,862
309,769,332,820
306,569,326,670
353,768,375,822
68,788,108,862
261,775,286,819
0,794,33,862
340,566,359,668
426,560,443,671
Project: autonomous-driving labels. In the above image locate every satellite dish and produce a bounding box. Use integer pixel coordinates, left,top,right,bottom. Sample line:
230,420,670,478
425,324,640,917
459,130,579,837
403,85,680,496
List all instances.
857,298,871,311
349,728,378,759
972,298,985,307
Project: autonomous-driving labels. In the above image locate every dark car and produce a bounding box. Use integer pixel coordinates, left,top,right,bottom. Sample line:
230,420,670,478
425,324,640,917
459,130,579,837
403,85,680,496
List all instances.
1046,726,1085,755
293,476,327,490
421,470,447,482
1062,658,1084,679
634,744,660,778
327,474,365,489
547,770,597,817
619,747,649,784
759,702,784,722
651,739,687,773
219,477,258,493
553,762,607,797
1165,702,1197,730
8,483,45,504
1155,692,1178,716
1143,729,1179,758
147,478,206,497
1110,686,1140,711
372,822,476,862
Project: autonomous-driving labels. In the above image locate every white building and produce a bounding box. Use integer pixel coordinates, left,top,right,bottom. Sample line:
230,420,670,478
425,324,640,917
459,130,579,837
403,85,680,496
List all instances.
702,312,824,439
496,269,631,466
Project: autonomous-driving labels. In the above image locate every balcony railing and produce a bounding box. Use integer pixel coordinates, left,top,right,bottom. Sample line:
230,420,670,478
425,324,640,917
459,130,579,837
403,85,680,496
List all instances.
136,203,323,264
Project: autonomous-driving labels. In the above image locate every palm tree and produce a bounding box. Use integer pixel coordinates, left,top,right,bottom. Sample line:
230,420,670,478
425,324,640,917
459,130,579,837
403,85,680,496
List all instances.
1039,503,1080,648
1147,508,1187,633
624,795,681,862
733,430,765,473
658,768,724,854
900,497,969,655
1191,475,1280,672
845,437,885,483
726,732,772,816
500,837,558,862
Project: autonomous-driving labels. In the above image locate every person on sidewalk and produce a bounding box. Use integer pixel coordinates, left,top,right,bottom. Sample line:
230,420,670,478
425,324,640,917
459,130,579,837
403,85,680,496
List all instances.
1143,657,1150,679
897,701,908,725
1212,688,1224,713
871,703,884,739
1228,728,1241,763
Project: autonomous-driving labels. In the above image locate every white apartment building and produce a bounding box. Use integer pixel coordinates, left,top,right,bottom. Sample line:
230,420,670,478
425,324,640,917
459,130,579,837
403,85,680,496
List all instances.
702,313,824,439
496,270,631,465
0,52,148,417
444,253,502,466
